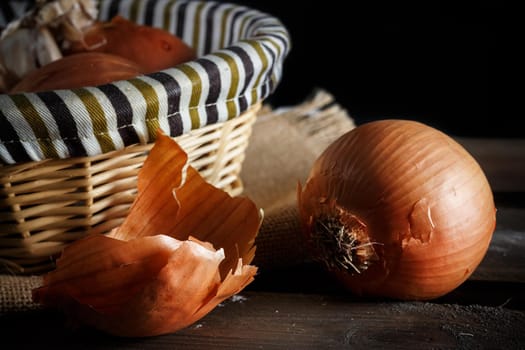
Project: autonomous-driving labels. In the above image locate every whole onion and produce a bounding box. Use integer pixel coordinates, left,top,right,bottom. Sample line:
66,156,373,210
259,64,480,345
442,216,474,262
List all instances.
297,119,496,300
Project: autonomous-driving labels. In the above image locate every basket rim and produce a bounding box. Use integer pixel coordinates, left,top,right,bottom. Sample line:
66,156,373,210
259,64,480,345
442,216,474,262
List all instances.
0,0,290,165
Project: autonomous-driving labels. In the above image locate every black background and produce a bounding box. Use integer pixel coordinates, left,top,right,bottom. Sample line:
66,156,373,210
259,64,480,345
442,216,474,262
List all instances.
3,1,520,138
228,1,521,138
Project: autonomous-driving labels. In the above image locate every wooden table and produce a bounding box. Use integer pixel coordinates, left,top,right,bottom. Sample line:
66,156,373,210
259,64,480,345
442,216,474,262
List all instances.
1,137,524,349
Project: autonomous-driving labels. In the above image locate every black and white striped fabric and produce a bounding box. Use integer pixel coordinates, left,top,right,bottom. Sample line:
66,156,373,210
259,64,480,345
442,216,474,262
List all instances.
0,0,290,164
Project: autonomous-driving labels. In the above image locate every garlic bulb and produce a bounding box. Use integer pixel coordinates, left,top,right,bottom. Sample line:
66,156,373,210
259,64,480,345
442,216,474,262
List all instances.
0,0,98,91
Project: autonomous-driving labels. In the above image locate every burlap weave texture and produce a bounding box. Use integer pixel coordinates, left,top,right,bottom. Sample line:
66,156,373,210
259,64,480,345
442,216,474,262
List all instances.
0,89,355,313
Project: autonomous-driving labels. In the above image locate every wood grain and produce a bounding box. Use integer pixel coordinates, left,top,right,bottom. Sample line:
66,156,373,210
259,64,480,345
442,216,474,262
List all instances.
1,291,523,349
0,137,523,349
456,137,525,192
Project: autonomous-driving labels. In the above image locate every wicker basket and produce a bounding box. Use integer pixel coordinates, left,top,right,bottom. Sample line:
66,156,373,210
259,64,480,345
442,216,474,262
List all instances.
0,0,290,274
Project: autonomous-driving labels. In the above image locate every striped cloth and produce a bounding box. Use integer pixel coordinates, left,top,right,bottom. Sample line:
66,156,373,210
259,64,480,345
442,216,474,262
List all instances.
0,0,290,164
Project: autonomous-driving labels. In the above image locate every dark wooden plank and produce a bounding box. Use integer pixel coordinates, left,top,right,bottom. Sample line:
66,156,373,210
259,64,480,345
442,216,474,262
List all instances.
472,227,525,283
468,207,525,284
456,137,525,192
1,292,523,349
1,138,523,349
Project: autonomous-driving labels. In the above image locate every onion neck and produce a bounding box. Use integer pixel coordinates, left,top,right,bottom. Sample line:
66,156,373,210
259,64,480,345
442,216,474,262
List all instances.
310,211,379,274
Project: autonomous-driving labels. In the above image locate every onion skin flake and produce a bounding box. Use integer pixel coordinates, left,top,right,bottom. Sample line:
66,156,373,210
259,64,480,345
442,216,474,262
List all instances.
32,131,261,337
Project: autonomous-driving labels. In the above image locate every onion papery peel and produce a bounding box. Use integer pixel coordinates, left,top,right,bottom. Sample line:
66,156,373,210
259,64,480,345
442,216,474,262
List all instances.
32,131,262,337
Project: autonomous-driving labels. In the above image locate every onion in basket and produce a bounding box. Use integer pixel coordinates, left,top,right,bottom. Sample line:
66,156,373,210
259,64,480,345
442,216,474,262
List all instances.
10,52,143,93
0,0,196,93
33,132,262,337
65,15,196,74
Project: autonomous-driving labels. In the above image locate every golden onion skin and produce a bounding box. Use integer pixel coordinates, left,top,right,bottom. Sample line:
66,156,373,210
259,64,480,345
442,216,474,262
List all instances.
298,119,496,300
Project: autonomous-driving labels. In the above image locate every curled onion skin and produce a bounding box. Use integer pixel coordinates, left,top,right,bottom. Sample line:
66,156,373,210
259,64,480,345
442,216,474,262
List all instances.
298,119,496,300
32,131,261,337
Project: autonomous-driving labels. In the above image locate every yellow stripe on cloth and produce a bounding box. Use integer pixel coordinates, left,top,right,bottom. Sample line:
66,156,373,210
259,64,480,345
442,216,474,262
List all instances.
128,78,161,141
246,40,270,105
163,0,178,31
10,94,58,159
191,2,206,53
213,52,240,119
176,64,202,129
129,0,142,23
219,7,233,49
73,88,116,154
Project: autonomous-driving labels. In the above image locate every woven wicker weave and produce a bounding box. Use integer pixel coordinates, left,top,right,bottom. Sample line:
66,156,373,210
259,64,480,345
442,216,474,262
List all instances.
0,0,290,274
0,103,259,274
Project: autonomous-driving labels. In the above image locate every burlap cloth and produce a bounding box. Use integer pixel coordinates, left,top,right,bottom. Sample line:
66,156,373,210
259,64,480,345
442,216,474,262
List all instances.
0,89,355,314
244,89,355,268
